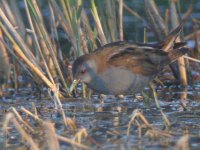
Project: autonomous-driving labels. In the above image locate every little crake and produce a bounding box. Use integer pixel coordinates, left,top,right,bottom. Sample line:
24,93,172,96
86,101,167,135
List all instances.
71,23,188,95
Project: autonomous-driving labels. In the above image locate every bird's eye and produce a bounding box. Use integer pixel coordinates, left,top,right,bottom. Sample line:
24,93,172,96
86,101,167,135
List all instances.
80,69,86,74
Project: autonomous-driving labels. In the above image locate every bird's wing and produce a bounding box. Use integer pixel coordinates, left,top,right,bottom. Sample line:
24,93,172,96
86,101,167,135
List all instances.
107,44,171,76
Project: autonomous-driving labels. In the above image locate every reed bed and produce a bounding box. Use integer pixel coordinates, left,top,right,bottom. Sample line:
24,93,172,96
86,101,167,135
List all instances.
0,0,198,97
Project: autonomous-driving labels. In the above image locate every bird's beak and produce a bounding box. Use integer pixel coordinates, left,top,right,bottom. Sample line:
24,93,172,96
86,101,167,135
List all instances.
70,79,80,93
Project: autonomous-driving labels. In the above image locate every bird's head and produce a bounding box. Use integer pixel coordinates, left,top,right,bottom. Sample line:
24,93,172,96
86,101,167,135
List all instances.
72,54,98,85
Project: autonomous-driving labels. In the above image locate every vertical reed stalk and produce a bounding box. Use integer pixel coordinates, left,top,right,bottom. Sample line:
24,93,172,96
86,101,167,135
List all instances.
90,0,107,45
119,0,123,40
170,0,187,86
0,28,10,84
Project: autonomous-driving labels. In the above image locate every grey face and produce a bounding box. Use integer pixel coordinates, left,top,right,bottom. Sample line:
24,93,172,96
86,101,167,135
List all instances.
72,58,98,84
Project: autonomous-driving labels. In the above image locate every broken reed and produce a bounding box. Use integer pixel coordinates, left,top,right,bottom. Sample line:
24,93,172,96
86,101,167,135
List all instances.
0,0,192,97
3,106,190,149
3,107,90,149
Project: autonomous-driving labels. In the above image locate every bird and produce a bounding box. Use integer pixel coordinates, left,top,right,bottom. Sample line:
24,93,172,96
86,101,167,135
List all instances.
71,23,188,95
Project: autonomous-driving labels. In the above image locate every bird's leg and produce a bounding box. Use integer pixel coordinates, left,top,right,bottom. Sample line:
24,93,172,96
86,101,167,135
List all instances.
141,91,152,106
149,82,171,128
149,82,160,109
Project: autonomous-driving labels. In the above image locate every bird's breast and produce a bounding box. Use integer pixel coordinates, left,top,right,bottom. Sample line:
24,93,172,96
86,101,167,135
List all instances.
87,67,152,95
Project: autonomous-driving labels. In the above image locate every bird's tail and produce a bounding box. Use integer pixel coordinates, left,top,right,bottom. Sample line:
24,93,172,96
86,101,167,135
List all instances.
157,22,185,51
156,8,191,51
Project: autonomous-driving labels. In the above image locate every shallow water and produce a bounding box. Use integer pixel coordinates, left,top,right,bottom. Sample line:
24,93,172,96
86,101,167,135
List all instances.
1,83,200,149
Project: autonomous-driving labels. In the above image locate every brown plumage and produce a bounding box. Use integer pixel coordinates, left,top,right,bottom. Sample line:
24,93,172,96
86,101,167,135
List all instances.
72,23,188,95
